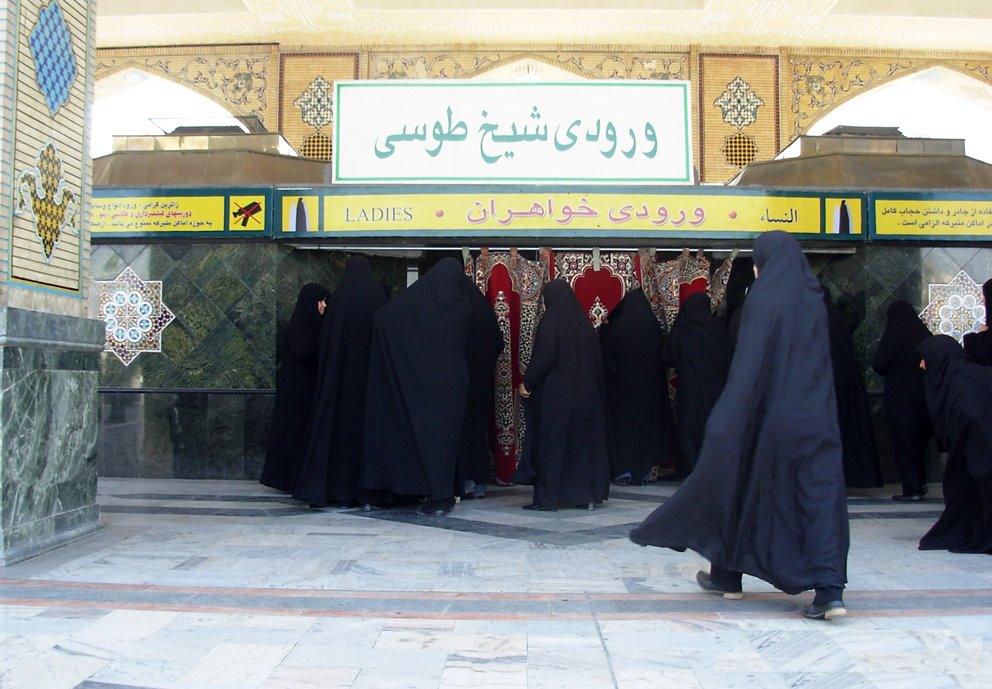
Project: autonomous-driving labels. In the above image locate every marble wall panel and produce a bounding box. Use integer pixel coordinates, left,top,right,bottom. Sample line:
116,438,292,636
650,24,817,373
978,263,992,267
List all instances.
97,391,274,481
93,243,408,479
0,312,103,563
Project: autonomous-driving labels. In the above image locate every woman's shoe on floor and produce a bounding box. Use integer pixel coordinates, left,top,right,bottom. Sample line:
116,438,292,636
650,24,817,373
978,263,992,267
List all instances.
695,570,744,600
801,600,847,620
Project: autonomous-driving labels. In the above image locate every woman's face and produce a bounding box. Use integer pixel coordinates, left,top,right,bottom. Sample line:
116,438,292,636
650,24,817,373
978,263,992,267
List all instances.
317,298,327,316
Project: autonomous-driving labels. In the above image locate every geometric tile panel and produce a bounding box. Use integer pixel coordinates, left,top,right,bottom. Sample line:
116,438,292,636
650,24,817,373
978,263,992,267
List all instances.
293,75,334,131
96,268,175,366
280,53,358,160
919,270,985,343
699,54,778,183
14,140,78,260
30,0,78,116
714,76,764,130
721,132,759,168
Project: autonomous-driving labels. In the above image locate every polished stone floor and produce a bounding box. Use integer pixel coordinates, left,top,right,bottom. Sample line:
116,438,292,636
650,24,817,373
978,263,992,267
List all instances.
1,477,989,689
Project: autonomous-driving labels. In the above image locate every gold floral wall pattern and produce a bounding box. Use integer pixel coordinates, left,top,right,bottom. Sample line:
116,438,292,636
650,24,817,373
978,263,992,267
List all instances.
95,45,276,126
370,51,687,81
786,54,992,145
280,53,359,160
788,56,911,143
699,54,778,184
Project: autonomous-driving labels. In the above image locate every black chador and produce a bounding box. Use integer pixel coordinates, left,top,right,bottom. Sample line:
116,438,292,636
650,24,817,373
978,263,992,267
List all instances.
457,277,504,497
871,300,933,499
663,292,729,478
260,282,330,493
631,231,849,609
514,280,609,510
723,256,755,354
963,278,992,366
293,256,388,507
361,257,473,515
599,288,672,485
824,291,883,489
918,335,992,554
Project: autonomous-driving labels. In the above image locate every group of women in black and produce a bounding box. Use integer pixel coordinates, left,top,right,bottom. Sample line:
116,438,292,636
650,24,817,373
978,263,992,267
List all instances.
261,256,503,515
262,239,992,622
872,276,992,558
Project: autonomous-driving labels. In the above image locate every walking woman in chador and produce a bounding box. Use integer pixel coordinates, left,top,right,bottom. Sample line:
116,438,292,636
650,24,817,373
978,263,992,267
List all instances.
630,231,850,620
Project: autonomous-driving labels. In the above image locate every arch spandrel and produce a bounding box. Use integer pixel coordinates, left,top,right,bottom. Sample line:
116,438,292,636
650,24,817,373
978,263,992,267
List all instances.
786,55,992,149
95,46,275,126
369,49,687,81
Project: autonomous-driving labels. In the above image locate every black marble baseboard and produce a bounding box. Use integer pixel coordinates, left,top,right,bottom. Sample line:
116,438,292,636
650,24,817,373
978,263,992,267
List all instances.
98,389,274,480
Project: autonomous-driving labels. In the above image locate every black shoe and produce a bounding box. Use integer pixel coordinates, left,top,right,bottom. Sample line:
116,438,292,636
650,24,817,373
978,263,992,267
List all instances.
801,600,847,620
522,503,555,512
695,570,743,600
892,493,925,502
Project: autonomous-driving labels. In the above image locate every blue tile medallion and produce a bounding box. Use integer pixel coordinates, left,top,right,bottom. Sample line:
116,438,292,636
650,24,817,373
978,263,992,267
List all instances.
29,1,78,116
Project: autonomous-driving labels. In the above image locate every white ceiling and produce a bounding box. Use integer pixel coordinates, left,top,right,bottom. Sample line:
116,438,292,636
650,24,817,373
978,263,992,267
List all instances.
95,0,992,53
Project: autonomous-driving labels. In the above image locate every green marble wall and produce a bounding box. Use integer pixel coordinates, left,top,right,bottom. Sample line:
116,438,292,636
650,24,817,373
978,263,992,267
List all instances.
813,244,992,484
93,242,407,479
94,240,991,485
813,245,992,391
0,310,104,565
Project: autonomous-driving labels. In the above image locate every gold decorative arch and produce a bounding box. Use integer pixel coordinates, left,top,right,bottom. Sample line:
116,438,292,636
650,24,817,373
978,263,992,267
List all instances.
368,48,687,81
470,54,590,81
785,52,992,148
95,45,277,126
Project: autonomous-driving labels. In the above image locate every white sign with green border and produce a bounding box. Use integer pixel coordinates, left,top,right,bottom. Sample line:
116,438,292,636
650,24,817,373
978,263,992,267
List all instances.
332,80,693,185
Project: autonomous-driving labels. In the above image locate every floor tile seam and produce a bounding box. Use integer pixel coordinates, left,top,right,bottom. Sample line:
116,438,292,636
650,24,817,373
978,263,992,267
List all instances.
5,585,992,620
594,606,992,620
4,578,992,602
0,578,591,601
591,609,622,689
0,596,599,620
7,594,989,622
99,501,946,517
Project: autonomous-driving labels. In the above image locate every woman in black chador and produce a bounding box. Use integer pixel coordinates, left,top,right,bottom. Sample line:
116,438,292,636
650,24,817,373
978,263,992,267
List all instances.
260,282,330,493
630,231,850,621
361,257,474,516
294,256,388,507
514,279,609,511
963,278,992,366
723,256,755,353
823,290,883,489
872,300,933,501
663,291,729,478
917,335,992,554
599,288,671,486
458,277,504,499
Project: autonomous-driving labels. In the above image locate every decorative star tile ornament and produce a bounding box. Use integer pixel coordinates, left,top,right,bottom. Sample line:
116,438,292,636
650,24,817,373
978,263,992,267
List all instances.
293,75,334,131
919,270,985,343
96,268,175,366
714,76,764,130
